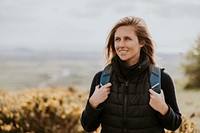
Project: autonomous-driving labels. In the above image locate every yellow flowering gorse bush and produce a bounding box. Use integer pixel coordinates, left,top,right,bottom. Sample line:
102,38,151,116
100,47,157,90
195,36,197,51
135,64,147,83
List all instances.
0,87,87,133
0,87,198,133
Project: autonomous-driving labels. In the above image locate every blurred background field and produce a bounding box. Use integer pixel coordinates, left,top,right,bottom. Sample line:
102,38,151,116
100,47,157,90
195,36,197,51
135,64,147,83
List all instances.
0,50,103,90
1,50,200,132
0,49,182,90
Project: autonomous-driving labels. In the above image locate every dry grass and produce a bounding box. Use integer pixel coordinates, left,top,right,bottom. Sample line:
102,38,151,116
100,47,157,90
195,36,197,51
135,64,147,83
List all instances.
0,86,199,133
176,88,200,132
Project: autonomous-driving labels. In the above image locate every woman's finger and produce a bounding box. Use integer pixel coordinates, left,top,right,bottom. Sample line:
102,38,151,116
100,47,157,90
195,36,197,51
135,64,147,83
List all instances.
103,83,112,88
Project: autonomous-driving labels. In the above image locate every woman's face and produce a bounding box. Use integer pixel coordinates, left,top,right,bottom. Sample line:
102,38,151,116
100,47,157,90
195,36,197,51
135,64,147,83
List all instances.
114,26,144,66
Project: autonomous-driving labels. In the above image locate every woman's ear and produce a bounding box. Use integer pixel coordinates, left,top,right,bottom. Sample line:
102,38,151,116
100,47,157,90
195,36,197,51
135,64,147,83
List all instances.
139,40,145,47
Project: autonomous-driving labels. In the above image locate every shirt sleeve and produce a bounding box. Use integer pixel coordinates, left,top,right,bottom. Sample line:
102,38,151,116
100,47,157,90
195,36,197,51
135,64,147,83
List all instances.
159,69,182,131
80,71,103,132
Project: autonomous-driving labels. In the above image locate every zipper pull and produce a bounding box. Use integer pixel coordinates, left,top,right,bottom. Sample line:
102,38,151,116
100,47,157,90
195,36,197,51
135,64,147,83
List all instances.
125,81,128,87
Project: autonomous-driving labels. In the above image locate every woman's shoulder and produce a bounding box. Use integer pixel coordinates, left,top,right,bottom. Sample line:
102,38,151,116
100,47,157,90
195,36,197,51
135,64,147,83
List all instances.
94,71,103,80
91,63,113,85
161,68,173,81
91,71,103,86
160,68,175,90
93,64,112,81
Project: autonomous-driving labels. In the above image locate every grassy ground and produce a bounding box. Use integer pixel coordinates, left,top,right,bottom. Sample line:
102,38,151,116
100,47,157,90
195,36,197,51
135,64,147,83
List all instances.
174,79,200,131
176,89,200,130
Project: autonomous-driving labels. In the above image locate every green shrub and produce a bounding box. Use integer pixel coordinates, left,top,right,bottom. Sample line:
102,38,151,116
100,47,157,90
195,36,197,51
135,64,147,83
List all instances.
182,35,200,89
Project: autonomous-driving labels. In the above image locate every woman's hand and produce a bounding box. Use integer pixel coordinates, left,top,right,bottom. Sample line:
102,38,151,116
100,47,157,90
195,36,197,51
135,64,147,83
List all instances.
89,83,112,108
149,89,169,116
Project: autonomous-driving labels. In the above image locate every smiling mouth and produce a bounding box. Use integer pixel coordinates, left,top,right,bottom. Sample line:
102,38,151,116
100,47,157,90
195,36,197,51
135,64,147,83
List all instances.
119,50,129,53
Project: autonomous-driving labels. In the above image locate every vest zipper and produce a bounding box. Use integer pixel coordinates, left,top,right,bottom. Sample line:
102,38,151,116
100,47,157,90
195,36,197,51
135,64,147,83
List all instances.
123,81,128,133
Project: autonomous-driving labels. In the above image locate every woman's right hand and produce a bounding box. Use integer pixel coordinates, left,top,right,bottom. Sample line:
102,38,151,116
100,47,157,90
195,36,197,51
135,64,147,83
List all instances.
89,83,112,108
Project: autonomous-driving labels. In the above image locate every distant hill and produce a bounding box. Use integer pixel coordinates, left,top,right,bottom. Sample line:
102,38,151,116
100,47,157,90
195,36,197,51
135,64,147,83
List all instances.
0,47,183,61
0,48,184,90
0,48,101,60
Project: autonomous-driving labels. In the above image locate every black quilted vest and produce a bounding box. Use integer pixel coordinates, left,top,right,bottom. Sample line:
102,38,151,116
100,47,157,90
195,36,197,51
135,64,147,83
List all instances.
100,55,165,133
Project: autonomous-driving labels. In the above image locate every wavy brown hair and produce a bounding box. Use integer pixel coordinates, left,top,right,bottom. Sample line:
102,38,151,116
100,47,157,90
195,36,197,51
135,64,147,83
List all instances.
105,16,156,65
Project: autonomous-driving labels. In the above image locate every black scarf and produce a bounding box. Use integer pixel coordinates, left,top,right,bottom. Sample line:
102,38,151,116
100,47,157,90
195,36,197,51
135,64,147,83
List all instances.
111,51,150,80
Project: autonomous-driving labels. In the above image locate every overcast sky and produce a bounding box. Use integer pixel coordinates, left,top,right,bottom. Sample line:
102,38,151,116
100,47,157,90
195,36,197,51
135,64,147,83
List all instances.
0,0,200,53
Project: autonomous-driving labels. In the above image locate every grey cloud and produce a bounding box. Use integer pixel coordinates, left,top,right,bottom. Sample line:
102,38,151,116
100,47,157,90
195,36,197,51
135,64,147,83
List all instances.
112,2,137,14
153,2,200,18
68,0,106,18
69,0,137,18
0,0,76,24
83,0,166,15
73,0,168,18
136,0,168,5
68,7,103,18
0,1,46,23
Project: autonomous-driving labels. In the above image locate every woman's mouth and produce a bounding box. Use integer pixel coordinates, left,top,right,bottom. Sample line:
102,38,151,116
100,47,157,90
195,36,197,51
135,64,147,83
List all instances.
118,50,129,54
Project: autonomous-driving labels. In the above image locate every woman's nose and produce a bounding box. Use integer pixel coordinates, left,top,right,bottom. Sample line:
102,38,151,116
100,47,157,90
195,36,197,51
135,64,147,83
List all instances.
119,40,125,47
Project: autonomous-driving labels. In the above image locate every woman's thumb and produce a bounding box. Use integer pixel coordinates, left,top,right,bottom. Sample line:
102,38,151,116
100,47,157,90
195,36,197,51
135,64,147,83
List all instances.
95,85,100,90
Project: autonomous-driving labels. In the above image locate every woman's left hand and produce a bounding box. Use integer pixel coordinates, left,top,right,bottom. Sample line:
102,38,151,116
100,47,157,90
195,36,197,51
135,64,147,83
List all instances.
149,89,169,116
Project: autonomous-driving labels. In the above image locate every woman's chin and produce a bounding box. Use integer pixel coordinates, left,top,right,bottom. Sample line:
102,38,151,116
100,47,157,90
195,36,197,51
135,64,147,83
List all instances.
118,56,128,62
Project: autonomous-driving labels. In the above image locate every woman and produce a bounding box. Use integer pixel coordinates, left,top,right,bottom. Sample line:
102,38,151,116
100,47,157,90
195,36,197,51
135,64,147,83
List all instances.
80,16,182,133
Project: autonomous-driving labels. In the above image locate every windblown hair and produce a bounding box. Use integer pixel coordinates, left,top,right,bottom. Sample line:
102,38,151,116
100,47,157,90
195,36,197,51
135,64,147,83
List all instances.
105,16,156,64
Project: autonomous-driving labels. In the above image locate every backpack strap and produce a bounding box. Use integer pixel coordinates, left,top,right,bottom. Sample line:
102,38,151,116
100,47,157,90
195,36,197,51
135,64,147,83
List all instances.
100,64,112,86
100,64,161,94
150,65,161,94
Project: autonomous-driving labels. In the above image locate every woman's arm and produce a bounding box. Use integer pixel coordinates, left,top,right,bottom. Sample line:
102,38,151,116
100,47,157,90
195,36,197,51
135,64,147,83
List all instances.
80,71,103,132
159,70,182,130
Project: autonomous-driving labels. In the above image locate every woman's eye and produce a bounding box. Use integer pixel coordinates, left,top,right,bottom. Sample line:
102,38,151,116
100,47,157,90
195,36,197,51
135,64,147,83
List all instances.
125,37,132,40
115,38,120,41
